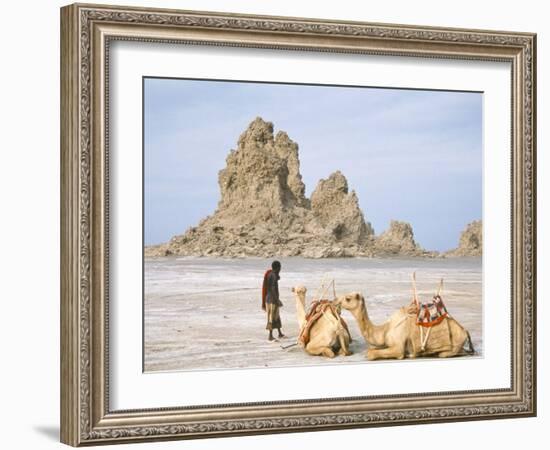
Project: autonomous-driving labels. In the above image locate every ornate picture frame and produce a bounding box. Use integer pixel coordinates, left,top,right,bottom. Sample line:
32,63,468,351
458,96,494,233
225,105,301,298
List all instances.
60,3,536,446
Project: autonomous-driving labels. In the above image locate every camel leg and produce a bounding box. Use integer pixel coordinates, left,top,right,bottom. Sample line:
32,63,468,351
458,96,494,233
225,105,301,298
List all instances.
338,346,352,356
437,350,460,358
305,342,336,358
367,345,406,361
437,340,468,358
438,322,472,358
337,331,352,356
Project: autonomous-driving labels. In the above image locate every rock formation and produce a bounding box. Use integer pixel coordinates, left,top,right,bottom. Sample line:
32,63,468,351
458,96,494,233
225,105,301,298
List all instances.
217,118,307,216
145,117,431,258
446,220,482,257
310,171,374,245
374,220,424,256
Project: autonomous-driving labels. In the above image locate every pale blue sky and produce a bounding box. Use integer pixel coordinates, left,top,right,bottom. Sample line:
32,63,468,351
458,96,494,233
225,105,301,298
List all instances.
144,78,482,252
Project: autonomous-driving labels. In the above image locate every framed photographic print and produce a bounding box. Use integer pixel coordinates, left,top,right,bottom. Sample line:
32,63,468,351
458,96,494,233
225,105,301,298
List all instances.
60,3,537,446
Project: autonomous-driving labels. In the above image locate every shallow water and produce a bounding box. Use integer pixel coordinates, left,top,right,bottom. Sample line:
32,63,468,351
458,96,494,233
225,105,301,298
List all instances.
144,256,482,372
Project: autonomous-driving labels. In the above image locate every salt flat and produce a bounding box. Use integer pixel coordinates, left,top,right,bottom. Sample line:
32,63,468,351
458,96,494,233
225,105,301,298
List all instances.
144,257,482,372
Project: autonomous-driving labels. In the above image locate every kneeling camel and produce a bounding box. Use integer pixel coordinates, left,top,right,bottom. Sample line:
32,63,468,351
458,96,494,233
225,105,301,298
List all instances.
292,286,352,358
334,292,474,360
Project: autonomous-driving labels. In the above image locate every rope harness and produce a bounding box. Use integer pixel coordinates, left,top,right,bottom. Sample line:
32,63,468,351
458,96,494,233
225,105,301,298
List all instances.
296,275,350,347
411,274,450,351
298,299,351,346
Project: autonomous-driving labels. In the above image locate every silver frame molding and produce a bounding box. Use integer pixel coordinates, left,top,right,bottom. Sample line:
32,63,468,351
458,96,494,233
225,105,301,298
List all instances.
60,3,536,446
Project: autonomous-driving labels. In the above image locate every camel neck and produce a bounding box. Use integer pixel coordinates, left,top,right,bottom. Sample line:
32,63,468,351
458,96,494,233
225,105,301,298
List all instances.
352,301,376,341
295,296,307,328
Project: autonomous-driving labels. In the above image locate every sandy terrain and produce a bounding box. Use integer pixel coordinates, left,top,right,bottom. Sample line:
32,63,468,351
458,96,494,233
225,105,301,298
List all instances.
144,257,482,372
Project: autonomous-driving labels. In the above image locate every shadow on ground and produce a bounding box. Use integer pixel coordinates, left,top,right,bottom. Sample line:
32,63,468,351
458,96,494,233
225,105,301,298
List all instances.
33,425,59,442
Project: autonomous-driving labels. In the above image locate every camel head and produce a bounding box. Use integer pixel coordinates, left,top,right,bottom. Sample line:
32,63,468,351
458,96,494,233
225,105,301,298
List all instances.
335,292,365,312
291,285,307,305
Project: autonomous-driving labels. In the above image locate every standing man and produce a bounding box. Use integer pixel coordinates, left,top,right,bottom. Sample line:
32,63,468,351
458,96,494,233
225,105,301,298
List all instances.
262,260,285,341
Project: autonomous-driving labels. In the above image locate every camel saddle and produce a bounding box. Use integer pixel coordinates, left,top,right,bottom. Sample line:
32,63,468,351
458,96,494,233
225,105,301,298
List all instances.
415,295,449,327
298,300,351,346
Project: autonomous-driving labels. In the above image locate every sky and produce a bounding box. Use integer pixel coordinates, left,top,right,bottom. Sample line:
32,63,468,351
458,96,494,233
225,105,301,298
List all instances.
144,78,482,252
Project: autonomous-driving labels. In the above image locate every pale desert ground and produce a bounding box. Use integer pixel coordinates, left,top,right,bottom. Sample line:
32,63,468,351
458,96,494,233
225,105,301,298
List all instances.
144,257,482,372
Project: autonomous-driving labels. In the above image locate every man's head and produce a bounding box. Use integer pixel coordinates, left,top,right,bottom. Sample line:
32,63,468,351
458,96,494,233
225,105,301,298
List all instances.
271,260,281,273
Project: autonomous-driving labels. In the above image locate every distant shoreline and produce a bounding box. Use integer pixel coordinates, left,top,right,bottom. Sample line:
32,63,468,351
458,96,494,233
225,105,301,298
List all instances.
143,253,482,260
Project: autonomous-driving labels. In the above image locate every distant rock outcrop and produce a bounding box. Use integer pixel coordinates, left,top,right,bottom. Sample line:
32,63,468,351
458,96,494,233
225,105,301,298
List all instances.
145,117,432,258
217,118,308,216
446,220,482,257
374,220,425,256
310,171,374,245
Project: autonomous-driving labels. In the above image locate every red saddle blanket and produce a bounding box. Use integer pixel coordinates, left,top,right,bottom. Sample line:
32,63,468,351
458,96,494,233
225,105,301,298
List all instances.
416,295,449,327
298,300,351,346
